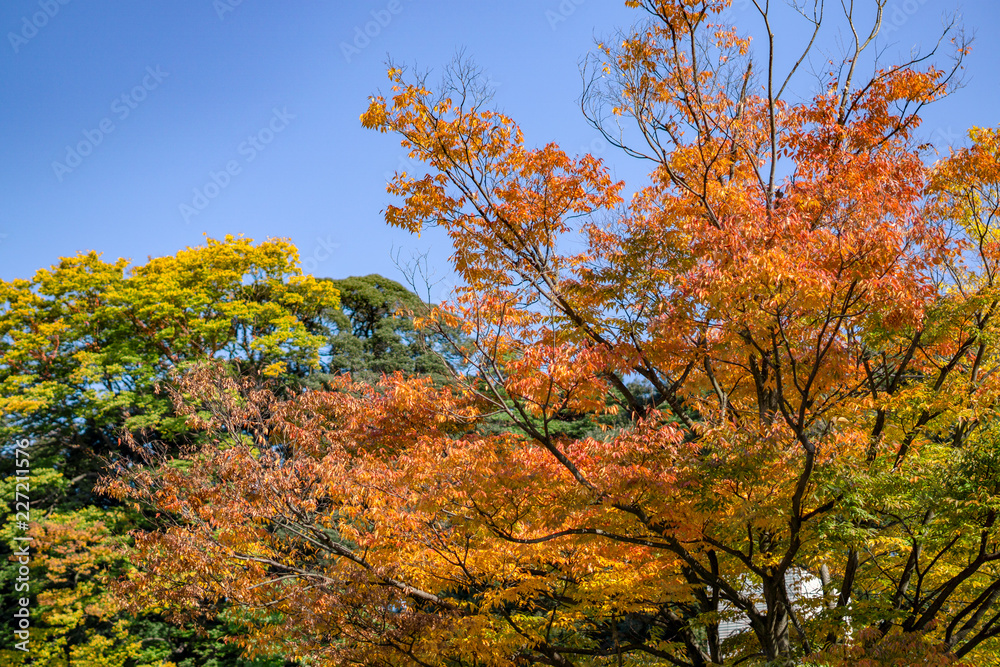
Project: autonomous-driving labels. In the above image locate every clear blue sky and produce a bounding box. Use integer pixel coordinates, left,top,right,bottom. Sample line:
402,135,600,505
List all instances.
2,1,997,298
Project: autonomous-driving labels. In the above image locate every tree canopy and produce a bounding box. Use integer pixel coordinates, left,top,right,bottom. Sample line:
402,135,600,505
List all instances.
323,274,457,384
10,1,1000,665
0,235,441,664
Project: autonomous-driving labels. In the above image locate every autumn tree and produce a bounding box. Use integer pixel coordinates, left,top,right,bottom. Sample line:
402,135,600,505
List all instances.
0,235,344,663
0,234,455,663
107,2,1000,666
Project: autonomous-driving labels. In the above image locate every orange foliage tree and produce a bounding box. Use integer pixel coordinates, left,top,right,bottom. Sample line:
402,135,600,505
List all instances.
105,1,1000,665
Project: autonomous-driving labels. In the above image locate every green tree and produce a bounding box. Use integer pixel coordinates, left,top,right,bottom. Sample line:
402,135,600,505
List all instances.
0,235,339,664
322,274,458,384
1,235,458,663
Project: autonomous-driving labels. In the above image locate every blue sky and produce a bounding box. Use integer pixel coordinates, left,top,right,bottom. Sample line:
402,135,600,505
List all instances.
1,1,997,298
